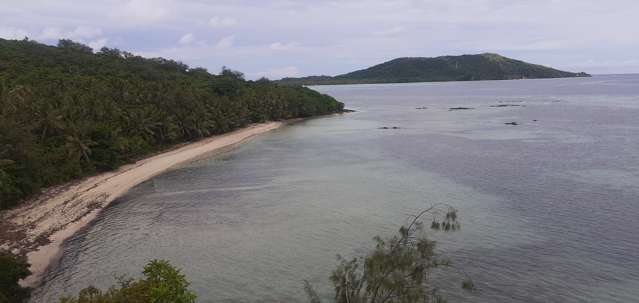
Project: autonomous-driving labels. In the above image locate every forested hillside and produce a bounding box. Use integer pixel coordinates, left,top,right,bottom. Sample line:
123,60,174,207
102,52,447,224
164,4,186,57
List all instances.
0,38,344,209
278,53,590,85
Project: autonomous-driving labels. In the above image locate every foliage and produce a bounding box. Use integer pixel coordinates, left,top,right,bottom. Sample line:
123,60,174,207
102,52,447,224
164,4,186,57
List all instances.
56,208,472,303
306,206,471,303
58,260,196,303
0,38,344,209
278,53,590,85
58,39,93,54
0,251,31,303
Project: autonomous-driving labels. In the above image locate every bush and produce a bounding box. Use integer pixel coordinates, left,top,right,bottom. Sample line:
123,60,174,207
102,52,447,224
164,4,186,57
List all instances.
58,260,196,303
0,251,31,303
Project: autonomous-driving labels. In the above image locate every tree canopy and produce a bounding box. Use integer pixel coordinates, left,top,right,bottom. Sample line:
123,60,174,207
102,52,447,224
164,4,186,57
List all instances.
58,260,196,303
0,38,344,209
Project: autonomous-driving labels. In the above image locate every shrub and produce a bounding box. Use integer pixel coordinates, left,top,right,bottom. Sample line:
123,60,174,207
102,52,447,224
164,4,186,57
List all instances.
58,260,196,303
0,250,31,303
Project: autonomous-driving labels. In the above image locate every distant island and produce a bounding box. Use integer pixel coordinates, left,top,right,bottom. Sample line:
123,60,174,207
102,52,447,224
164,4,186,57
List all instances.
277,53,591,85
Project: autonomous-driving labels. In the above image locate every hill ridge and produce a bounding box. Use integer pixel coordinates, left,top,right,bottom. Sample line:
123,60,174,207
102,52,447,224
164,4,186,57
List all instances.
279,53,590,85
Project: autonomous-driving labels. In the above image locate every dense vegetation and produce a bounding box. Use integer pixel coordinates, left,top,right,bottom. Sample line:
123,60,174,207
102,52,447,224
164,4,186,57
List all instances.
58,260,196,303
0,251,31,303
278,53,590,85
0,38,344,210
58,206,471,303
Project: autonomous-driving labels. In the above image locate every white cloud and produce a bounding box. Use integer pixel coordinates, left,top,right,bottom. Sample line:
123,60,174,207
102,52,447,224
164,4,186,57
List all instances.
0,26,29,40
374,25,405,37
178,33,195,45
69,26,102,39
208,16,237,27
39,27,63,40
215,35,235,49
88,38,108,50
37,26,102,41
269,42,298,51
111,0,170,24
2,0,639,75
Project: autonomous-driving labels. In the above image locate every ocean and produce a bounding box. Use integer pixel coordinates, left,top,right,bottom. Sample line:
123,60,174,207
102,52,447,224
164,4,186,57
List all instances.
32,75,639,302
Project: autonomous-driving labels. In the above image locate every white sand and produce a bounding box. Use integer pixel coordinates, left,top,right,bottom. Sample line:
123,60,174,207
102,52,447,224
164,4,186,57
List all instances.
0,122,283,287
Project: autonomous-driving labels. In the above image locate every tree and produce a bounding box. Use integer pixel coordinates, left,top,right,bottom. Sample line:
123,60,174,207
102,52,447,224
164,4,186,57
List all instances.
58,260,196,303
34,102,65,142
0,38,344,210
64,132,95,163
220,66,245,80
305,205,473,303
97,47,122,58
0,251,31,303
143,260,197,303
188,67,209,75
57,39,93,54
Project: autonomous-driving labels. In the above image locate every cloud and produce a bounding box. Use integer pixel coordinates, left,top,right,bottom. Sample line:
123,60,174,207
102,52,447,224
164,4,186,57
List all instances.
37,26,102,41
0,26,30,40
1,0,639,75
269,42,298,51
208,16,237,27
251,66,301,80
39,27,63,40
374,26,405,37
0,25,104,46
215,35,235,49
586,58,639,67
69,26,102,39
111,0,170,24
178,33,195,45
88,38,109,50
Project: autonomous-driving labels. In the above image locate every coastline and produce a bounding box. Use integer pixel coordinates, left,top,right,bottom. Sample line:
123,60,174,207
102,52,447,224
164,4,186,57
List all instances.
0,121,284,288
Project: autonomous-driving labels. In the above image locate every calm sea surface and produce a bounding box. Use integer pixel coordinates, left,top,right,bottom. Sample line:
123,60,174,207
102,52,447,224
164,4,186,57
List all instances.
33,75,639,302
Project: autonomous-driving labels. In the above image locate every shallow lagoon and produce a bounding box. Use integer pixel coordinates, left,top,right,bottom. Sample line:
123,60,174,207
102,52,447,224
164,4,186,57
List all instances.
34,75,639,302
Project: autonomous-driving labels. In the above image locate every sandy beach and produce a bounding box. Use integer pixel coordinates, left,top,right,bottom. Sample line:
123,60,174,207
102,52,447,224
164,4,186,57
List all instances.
0,121,283,287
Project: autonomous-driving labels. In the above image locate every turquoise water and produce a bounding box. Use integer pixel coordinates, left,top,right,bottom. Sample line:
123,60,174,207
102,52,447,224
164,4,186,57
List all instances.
33,75,639,302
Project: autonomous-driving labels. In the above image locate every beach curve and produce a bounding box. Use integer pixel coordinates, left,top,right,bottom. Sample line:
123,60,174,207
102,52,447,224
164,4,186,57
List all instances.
0,121,284,287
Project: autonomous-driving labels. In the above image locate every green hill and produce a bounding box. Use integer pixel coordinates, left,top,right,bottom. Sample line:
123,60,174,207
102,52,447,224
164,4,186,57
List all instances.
0,38,344,209
278,53,590,85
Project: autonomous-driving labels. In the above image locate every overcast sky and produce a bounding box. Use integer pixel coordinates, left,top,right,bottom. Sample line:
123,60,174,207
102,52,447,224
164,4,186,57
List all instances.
1,0,638,79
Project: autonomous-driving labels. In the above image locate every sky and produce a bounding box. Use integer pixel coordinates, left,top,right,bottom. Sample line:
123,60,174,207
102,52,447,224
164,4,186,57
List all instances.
1,0,638,79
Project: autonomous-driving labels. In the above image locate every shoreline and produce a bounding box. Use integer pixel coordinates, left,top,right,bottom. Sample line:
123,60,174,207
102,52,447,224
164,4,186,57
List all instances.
0,121,284,288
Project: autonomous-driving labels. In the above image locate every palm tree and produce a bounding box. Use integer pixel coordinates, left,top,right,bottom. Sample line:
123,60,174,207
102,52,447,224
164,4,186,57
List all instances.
64,134,94,163
35,103,65,142
120,106,158,141
64,124,96,163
